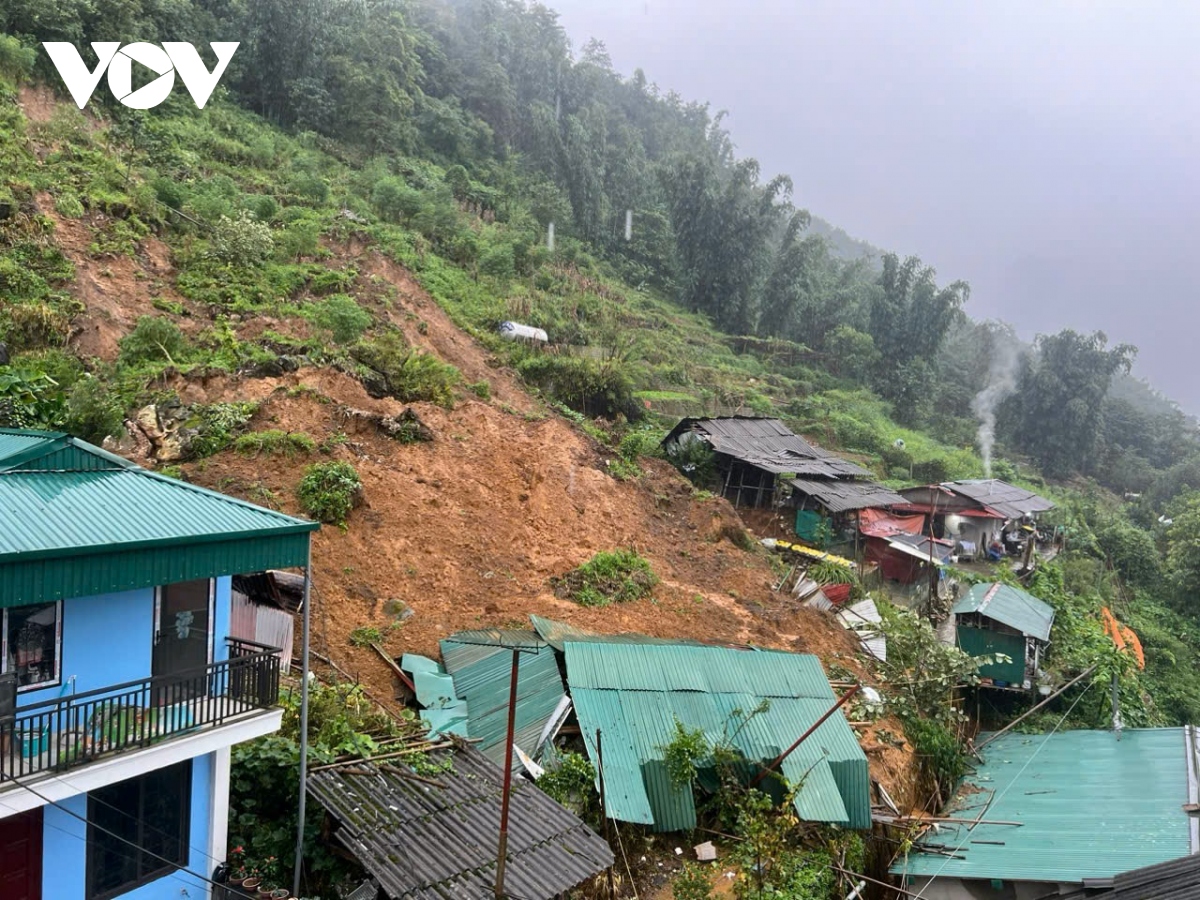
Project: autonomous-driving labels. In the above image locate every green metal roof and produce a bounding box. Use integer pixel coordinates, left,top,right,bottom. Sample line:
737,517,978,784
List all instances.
436,630,567,765
892,728,1197,885
0,428,63,464
564,642,869,831
953,582,1055,642
0,431,318,607
530,614,706,652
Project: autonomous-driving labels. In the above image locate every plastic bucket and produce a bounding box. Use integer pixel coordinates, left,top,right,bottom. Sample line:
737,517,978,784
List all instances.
19,728,44,758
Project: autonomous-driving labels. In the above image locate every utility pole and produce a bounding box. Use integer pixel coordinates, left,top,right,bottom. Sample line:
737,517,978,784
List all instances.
293,540,313,897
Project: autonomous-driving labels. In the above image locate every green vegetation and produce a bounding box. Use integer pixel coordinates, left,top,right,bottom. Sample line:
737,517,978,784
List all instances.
554,549,659,607
348,625,384,648
352,333,460,406
297,461,362,525
234,430,316,458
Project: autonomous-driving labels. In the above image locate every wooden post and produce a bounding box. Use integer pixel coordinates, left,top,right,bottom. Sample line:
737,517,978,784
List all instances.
494,648,520,899
596,729,617,898
751,685,860,786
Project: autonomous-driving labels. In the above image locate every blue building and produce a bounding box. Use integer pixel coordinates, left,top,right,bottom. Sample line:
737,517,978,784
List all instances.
0,428,318,900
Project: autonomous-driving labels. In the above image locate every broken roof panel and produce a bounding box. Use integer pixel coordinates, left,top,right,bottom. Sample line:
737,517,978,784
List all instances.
662,417,869,477
308,742,614,900
437,631,567,765
790,478,908,513
564,642,869,831
529,614,703,653
892,728,1196,886
953,582,1055,642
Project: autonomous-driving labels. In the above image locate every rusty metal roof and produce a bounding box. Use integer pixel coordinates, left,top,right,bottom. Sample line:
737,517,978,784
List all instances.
662,417,869,477
790,478,908,513
1057,853,1200,900
308,742,614,900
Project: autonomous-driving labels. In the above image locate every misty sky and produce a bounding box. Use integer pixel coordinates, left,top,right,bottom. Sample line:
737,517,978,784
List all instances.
550,0,1199,411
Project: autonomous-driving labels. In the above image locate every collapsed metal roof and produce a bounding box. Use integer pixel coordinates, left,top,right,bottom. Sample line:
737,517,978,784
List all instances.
308,742,614,900
662,417,869,477
953,582,1055,642
789,477,908,513
892,728,1198,886
564,642,870,832
436,630,567,765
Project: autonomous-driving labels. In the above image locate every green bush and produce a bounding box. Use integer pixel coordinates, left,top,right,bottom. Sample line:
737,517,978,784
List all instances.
297,461,362,525
208,211,274,266
0,34,36,82
188,402,258,458
372,177,424,223
516,355,640,420
234,430,316,458
554,549,658,607
310,294,372,344
352,333,460,406
64,377,124,444
673,864,715,900
118,316,190,367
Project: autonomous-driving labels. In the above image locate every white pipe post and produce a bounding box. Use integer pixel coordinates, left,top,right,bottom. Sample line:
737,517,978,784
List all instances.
293,539,313,897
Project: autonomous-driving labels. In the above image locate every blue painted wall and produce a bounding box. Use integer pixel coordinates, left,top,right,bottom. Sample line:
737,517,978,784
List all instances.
18,576,234,709
42,752,215,899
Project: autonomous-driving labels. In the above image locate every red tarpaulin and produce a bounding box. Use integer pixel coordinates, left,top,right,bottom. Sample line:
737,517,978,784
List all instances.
821,583,853,607
864,537,925,583
859,507,925,538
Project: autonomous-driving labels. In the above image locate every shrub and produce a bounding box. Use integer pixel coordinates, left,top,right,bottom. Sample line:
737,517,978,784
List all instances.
310,294,372,344
64,377,124,444
516,355,640,420
0,34,36,82
673,864,715,900
208,211,274,266
1,302,71,350
352,333,460,406
554,549,658,607
372,177,423,223
298,461,362,525
54,193,85,218
479,244,515,279
468,380,490,399
188,402,258,458
0,367,66,429
234,430,316,458
118,316,189,366
348,626,383,647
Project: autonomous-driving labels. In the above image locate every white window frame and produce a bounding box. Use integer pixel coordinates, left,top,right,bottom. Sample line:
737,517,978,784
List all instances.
153,579,216,666
0,600,64,692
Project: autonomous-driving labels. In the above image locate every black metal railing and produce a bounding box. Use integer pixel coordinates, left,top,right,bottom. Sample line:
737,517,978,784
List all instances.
0,638,281,781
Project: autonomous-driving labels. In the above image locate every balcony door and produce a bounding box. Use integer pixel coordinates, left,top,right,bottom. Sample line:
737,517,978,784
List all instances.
152,579,213,703
0,808,42,900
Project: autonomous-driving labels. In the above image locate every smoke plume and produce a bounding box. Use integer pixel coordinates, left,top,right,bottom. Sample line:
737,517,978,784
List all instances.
971,340,1021,476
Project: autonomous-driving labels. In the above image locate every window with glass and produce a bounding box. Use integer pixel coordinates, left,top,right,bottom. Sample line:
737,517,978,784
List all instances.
1,601,63,690
86,760,192,900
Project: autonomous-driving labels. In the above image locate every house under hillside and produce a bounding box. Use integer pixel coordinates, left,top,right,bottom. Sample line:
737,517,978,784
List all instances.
660,416,905,541
897,479,1055,559
952,582,1055,691
891,727,1199,900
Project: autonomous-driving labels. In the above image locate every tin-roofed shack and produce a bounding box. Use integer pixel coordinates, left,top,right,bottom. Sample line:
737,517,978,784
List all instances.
661,416,904,543
951,582,1055,690
897,479,1055,562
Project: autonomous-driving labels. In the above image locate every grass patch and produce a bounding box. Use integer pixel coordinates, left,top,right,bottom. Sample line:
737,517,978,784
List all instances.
553,549,659,607
234,429,316,458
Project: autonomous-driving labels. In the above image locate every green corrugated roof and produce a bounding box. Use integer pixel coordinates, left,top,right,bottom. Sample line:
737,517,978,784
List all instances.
892,728,1197,885
529,614,705,652
435,630,567,765
0,430,318,606
953,582,1055,642
0,428,63,464
564,642,869,831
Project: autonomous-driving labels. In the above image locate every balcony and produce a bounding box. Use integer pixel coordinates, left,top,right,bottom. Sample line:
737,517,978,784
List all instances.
0,638,281,784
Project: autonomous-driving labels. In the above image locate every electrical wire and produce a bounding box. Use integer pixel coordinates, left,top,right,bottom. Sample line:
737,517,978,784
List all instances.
0,772,231,896
902,676,1097,899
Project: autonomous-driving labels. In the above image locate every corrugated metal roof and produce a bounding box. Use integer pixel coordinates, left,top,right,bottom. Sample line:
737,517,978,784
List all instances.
662,417,869,478
0,432,318,607
0,428,62,464
953,582,1055,642
564,642,869,831
437,631,567,765
1057,852,1200,900
942,479,1056,519
790,478,908,513
892,728,1196,885
529,615,705,652
308,742,614,900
